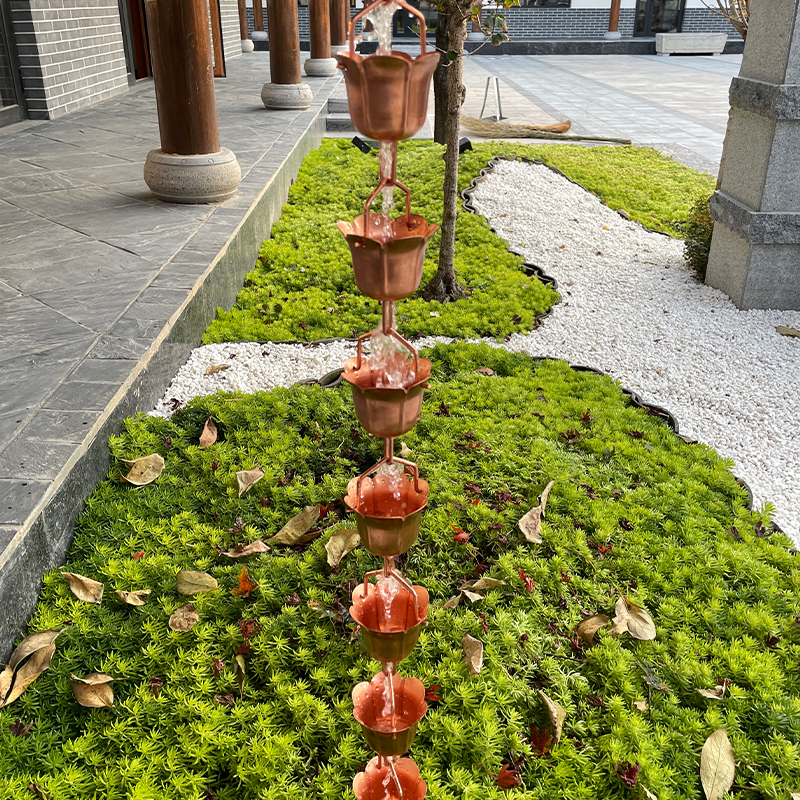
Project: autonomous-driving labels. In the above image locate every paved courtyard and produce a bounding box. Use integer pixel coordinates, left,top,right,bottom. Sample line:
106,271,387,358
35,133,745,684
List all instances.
460,53,740,173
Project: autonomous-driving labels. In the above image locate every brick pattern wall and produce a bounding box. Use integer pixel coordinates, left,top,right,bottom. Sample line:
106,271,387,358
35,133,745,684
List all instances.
11,0,128,119
0,18,16,105
219,0,241,63
682,7,741,36
246,6,363,39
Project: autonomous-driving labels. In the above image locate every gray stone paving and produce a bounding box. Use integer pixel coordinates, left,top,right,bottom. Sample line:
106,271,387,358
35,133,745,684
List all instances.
0,52,340,657
474,54,741,173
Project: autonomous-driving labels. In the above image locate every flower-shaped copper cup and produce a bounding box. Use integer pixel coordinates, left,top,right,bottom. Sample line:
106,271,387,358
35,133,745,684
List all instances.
337,213,439,302
353,756,428,800
335,50,438,141
351,578,429,663
353,671,427,756
345,471,429,557
343,353,431,439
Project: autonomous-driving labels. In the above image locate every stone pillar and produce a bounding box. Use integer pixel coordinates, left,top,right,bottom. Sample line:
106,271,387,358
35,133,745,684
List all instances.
305,0,338,76
252,0,267,41
605,0,621,40
330,0,348,53
239,0,255,51
143,0,240,203
261,0,313,109
706,0,800,310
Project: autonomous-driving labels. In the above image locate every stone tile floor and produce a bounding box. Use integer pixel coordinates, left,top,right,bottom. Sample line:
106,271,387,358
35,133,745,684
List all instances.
0,52,341,531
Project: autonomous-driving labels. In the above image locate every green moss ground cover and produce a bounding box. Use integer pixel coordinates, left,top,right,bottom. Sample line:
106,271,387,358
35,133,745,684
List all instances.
203,141,712,345
2,344,798,800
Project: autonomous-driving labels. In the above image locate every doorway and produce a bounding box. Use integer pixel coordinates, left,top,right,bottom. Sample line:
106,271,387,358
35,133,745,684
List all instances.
0,0,25,126
392,0,437,38
634,0,685,36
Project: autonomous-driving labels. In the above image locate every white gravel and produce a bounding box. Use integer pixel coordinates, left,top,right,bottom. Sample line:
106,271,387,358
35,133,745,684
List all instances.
153,159,800,543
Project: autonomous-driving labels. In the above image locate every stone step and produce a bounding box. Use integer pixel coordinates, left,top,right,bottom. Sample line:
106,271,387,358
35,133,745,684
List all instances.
326,112,355,132
327,96,350,113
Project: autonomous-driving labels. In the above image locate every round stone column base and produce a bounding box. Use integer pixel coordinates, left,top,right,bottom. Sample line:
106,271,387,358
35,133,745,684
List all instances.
144,148,241,204
304,57,338,77
261,82,313,110
330,43,348,54
250,30,268,40
604,30,622,40
242,39,255,52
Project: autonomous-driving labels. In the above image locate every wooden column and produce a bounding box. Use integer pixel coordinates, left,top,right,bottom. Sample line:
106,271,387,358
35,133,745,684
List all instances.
144,0,219,155
330,0,347,48
238,0,249,38
253,0,265,33
309,0,331,60
267,0,301,85
606,0,622,38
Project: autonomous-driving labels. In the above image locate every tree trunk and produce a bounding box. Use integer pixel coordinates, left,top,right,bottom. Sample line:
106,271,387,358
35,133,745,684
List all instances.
422,10,467,303
433,12,450,145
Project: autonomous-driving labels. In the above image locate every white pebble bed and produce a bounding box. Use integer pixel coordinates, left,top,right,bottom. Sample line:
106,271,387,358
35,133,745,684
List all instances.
153,159,800,543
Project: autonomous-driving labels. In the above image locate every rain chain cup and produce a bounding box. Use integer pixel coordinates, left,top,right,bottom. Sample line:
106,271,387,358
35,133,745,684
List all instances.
335,2,437,796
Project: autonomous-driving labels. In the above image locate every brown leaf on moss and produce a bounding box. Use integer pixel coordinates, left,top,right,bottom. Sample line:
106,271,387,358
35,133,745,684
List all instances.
518,480,556,543
234,655,246,698
236,468,264,497
575,614,610,645
199,418,218,448
62,572,104,604
176,571,218,595
211,658,224,677
462,634,483,675
0,633,59,710
324,528,360,567
214,693,234,707
70,673,115,708
538,690,566,743
120,453,165,486
168,603,199,632
222,541,270,558
496,764,521,788
700,728,735,800
114,589,151,607
269,505,321,546
232,566,257,598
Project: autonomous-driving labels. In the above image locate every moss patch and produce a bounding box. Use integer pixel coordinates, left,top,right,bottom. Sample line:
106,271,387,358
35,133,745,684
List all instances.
1,344,797,800
203,141,712,345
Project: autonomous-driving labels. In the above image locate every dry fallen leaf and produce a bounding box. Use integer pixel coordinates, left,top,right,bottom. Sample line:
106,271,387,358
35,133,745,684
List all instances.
399,441,412,458
518,479,556,543
538,690,566,743
198,418,218,448
325,528,360,567
269,505,321,546
205,364,231,375
462,577,506,593
634,700,648,712
443,594,462,610
462,590,484,603
610,596,656,640
697,683,727,700
114,589,151,607
475,366,496,376
62,572,104,604
232,566,258,598
700,728,735,800
70,673,115,708
575,613,610,645
0,631,60,710
776,326,800,338
462,634,483,675
120,454,165,487
236,468,264,497
642,787,658,800
168,603,199,632
790,794,800,800
496,763,522,788
176,571,218,595
234,655,246,698
222,541,270,558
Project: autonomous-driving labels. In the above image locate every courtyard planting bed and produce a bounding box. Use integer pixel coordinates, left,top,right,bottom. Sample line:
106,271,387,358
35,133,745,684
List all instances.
2,344,799,800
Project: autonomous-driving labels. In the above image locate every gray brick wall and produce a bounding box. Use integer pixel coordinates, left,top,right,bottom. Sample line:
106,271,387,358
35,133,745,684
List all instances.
220,0,241,63
10,0,128,120
246,6,362,40
682,7,741,36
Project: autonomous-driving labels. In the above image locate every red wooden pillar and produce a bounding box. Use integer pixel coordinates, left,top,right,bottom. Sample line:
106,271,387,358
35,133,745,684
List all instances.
252,0,267,40
142,0,240,202
305,0,338,76
330,0,348,51
605,0,622,39
238,0,254,50
261,0,313,108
